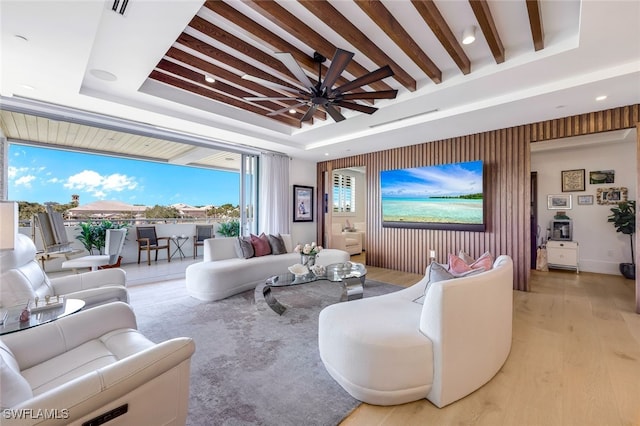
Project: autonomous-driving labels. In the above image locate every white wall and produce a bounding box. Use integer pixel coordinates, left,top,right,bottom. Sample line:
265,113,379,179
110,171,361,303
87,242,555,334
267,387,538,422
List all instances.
531,130,637,275
289,158,317,246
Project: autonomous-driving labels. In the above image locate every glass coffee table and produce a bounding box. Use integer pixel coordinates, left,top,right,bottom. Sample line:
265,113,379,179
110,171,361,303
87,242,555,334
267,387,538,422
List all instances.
0,298,85,335
256,262,367,315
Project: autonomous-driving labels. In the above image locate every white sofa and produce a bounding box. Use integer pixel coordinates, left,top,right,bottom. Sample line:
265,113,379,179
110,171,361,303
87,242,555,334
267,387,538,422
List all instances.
0,234,128,310
319,255,513,408
0,302,195,425
185,234,350,302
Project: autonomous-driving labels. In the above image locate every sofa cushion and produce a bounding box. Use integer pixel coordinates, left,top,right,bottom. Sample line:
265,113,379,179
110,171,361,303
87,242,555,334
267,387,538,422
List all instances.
234,237,254,259
0,343,33,409
251,233,272,257
413,262,454,304
268,234,287,255
458,250,494,271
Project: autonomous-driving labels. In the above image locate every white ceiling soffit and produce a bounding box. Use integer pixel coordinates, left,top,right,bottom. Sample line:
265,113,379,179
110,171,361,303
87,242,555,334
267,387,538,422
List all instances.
530,128,636,153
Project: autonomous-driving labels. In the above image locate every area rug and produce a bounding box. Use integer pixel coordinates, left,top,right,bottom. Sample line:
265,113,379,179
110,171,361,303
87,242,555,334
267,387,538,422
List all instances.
128,278,402,426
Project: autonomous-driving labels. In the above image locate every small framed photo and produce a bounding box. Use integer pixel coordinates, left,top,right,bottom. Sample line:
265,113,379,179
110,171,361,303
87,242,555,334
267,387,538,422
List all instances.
589,170,614,184
548,194,572,210
596,187,628,205
577,195,594,205
561,169,585,192
293,185,314,222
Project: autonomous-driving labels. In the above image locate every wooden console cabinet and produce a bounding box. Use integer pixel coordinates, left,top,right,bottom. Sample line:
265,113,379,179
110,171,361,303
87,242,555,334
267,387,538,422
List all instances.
546,240,579,273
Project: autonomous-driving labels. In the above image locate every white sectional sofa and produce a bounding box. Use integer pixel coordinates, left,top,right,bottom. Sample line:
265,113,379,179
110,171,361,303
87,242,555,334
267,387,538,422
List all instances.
319,255,513,408
185,234,350,302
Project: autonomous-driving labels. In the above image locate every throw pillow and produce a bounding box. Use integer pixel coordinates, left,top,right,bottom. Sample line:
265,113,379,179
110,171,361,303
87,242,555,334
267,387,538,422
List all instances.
458,250,475,265
250,233,272,257
234,236,254,259
470,251,494,271
412,262,455,304
268,234,287,255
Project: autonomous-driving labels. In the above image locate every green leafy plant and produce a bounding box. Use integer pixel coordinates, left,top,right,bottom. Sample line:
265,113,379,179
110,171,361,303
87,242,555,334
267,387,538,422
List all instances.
75,221,128,254
607,200,636,277
217,219,240,237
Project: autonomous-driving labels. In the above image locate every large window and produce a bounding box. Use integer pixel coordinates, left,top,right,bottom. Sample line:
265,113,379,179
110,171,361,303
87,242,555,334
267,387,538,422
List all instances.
333,173,355,213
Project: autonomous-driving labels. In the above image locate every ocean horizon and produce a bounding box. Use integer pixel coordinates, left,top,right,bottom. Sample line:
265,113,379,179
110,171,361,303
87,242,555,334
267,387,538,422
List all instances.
382,197,483,224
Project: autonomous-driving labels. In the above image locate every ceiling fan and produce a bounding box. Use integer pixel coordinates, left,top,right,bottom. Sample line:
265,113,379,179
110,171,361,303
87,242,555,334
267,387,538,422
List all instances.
243,48,398,123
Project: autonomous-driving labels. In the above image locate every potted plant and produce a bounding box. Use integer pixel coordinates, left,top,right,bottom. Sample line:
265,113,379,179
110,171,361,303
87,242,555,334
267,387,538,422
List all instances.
75,220,128,255
607,200,636,279
217,219,240,237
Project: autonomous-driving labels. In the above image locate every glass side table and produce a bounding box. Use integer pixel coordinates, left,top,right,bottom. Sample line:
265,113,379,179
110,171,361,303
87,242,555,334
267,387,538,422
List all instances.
0,298,85,335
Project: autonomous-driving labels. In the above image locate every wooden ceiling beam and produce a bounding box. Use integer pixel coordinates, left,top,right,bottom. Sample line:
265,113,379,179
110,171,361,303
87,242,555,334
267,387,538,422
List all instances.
149,70,302,128
204,1,353,91
357,0,443,82
243,0,401,92
298,0,418,90
163,47,326,121
469,0,505,64
176,33,302,94
411,0,471,75
156,59,310,122
526,0,544,51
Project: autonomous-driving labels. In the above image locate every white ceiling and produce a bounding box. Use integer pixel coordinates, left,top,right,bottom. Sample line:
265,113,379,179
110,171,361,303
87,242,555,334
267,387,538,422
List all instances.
1,0,639,164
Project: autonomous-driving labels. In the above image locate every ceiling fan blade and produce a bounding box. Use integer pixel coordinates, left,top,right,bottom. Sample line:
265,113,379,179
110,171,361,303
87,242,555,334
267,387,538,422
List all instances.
320,49,354,94
340,90,398,100
300,105,318,122
333,65,394,94
244,96,301,101
267,102,308,117
334,101,378,115
322,104,346,122
241,74,302,94
274,52,314,90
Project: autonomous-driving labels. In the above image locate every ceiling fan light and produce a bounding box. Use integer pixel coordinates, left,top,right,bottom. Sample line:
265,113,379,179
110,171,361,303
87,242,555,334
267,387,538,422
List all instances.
204,75,215,83
462,26,476,45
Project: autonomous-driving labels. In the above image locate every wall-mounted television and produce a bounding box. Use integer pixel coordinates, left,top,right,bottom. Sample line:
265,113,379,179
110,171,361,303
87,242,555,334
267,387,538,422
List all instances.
381,160,485,231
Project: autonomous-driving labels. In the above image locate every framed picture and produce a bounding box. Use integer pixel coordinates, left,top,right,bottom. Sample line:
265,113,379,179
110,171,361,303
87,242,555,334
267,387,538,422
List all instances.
589,170,615,184
561,169,585,192
577,195,594,205
293,185,314,222
547,194,572,210
596,187,628,205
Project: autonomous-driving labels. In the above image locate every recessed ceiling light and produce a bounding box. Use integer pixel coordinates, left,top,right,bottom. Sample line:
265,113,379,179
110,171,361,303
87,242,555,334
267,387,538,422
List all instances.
595,95,607,101
324,153,329,156
205,75,215,83
90,69,117,81
462,26,476,45
288,109,296,114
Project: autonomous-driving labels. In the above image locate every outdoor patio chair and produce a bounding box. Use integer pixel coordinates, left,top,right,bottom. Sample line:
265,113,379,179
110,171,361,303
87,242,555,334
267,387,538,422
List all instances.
193,224,214,258
62,228,128,271
136,226,170,265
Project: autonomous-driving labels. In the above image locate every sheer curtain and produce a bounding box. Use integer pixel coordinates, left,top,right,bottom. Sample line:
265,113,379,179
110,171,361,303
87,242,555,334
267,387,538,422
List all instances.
259,153,290,235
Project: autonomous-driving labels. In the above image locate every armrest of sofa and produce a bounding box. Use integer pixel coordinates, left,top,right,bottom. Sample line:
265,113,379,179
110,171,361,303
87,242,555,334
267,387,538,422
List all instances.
418,255,513,407
62,286,129,309
1,302,137,371
50,269,126,295
10,337,195,425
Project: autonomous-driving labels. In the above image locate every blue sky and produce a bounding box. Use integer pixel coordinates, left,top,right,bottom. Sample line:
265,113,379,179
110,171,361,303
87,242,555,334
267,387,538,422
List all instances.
381,160,483,198
8,145,240,207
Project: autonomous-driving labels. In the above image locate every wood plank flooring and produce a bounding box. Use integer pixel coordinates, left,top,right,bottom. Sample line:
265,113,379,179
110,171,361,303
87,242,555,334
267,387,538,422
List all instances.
345,259,640,426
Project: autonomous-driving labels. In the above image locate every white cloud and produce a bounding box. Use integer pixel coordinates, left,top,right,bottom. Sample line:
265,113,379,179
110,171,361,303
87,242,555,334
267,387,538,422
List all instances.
15,175,36,187
64,170,138,198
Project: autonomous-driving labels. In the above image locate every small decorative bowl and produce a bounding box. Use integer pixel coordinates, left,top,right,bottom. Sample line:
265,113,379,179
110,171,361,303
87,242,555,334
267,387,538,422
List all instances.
310,264,326,277
288,264,309,277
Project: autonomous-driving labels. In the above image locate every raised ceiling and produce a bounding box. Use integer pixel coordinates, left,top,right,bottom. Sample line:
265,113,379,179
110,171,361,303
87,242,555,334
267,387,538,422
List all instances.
1,1,639,164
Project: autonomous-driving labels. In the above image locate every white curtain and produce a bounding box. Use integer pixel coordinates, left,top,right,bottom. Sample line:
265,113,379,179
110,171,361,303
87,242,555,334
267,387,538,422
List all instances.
259,153,290,235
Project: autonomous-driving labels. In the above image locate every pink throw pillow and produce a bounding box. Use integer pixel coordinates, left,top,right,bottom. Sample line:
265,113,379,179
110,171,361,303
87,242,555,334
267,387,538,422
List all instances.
470,251,494,271
250,233,272,257
448,253,476,277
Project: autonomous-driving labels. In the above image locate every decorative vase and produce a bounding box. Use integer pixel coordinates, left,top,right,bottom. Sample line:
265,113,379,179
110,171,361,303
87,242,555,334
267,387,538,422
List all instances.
301,254,316,267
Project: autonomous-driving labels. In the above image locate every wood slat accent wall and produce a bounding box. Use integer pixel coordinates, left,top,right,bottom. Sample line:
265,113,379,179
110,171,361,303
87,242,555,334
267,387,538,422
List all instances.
317,105,640,292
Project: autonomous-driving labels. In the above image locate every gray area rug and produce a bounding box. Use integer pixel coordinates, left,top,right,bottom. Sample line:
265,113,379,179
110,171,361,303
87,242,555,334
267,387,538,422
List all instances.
128,278,401,426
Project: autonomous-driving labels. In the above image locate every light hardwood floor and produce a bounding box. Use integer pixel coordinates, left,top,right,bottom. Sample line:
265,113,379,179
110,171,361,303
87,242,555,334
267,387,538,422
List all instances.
345,254,640,426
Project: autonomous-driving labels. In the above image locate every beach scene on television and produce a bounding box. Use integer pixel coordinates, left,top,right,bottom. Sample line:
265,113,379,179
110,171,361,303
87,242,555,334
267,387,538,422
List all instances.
381,160,484,225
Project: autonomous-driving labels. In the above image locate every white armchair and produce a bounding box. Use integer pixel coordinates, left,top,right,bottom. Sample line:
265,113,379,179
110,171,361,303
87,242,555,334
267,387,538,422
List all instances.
0,234,128,310
329,223,362,255
0,302,195,425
